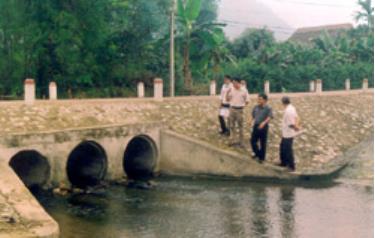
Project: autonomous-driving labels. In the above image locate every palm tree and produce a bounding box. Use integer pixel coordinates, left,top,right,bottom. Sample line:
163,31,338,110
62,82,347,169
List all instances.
355,0,374,29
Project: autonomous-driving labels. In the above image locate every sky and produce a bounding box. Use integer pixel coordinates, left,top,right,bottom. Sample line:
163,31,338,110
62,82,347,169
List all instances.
218,0,363,40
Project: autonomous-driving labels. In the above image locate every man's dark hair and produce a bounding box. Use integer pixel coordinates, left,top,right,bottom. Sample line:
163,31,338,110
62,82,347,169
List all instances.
281,96,291,105
224,75,231,79
232,77,241,83
258,93,268,101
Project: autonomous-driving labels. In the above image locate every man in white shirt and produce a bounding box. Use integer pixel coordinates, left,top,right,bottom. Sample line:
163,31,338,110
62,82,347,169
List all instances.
226,77,249,147
218,75,232,136
279,96,300,171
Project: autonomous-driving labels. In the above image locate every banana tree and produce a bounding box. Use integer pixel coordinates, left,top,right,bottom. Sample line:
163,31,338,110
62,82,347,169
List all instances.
177,0,202,92
191,27,236,81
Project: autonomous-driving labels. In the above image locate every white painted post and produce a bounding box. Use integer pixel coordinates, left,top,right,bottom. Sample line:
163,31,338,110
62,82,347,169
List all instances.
154,78,163,101
137,82,145,98
345,79,350,91
317,79,322,93
362,78,368,91
49,82,57,100
264,80,270,94
309,80,315,92
210,80,216,96
24,78,35,105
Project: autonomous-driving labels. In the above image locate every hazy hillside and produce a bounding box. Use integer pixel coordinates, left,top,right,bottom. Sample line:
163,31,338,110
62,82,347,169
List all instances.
218,0,295,41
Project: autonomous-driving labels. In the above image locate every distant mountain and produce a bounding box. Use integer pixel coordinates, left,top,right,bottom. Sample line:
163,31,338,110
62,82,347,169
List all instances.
218,0,295,41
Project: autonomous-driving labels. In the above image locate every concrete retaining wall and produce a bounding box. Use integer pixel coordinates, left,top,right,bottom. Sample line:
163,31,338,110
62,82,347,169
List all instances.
159,130,350,181
159,130,295,179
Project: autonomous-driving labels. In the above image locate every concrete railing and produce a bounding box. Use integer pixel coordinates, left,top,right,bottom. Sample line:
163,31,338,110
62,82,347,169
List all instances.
15,77,373,103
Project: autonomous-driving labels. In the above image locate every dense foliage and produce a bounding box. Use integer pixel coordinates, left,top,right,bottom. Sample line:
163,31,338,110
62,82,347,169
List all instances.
0,0,373,98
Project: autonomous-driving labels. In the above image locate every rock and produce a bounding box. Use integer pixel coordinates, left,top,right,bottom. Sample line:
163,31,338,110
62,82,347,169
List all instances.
53,187,69,196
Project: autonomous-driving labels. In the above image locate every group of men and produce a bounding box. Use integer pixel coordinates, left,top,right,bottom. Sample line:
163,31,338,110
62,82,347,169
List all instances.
218,75,300,172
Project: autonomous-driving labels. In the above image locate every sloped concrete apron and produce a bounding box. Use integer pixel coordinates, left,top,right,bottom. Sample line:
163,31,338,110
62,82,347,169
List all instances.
0,163,59,238
159,130,351,182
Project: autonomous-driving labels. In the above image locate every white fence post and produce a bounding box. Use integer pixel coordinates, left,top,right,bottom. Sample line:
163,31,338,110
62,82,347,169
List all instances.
362,78,368,91
24,78,35,105
154,78,163,101
309,80,315,92
264,80,270,94
137,82,145,98
210,80,216,96
49,82,57,100
315,79,322,93
345,79,350,91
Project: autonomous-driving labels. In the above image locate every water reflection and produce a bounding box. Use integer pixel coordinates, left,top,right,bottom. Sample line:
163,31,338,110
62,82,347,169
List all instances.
250,186,270,238
279,186,296,238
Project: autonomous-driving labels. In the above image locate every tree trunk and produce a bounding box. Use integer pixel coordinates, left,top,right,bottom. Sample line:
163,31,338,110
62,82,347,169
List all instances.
183,36,192,94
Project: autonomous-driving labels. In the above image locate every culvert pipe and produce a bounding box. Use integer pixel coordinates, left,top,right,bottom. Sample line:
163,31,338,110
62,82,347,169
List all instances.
9,150,50,189
123,135,157,181
67,141,107,189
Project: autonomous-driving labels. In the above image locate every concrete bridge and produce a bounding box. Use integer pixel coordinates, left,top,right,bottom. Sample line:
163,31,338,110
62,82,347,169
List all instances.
0,89,372,237
0,123,162,189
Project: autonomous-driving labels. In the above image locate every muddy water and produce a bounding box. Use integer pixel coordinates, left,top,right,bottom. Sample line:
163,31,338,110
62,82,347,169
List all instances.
35,138,374,238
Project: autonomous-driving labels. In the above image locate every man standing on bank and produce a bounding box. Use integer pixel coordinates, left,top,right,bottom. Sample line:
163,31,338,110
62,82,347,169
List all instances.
250,93,273,162
226,77,249,147
218,75,232,136
279,96,299,172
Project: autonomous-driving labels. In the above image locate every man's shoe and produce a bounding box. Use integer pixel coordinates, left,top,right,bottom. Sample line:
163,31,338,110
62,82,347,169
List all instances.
257,159,264,164
275,163,286,167
287,168,296,173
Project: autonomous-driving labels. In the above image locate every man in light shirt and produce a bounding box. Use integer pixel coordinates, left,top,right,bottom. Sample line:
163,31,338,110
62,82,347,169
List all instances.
218,75,232,136
240,80,250,102
226,77,249,147
279,96,300,171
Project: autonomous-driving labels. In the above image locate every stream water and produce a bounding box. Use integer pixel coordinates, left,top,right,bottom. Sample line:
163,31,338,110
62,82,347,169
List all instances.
34,176,373,238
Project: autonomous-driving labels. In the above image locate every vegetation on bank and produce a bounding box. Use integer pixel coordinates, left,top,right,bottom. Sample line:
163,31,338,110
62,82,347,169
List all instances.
0,0,373,98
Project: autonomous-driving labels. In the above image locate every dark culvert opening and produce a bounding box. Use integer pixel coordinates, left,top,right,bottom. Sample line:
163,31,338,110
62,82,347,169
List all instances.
123,135,157,181
9,150,50,189
67,141,107,189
